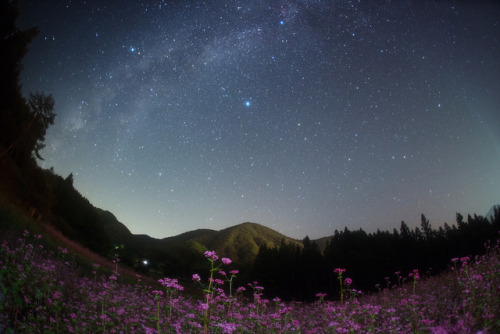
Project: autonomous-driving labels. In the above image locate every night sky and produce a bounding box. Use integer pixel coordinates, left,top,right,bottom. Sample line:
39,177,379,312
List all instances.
18,1,500,239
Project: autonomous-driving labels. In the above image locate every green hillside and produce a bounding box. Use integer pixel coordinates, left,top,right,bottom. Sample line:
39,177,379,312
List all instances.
194,222,302,266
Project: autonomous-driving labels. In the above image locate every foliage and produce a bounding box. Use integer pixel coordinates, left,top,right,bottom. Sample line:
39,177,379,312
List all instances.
1,227,499,333
0,1,56,166
253,212,500,300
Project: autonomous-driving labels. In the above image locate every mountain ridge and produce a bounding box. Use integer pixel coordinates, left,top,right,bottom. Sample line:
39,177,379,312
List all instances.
92,205,303,276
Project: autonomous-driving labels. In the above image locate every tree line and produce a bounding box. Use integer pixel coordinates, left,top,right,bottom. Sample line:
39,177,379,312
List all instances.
252,212,500,301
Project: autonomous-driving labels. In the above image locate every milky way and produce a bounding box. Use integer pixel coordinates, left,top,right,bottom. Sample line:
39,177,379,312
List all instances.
19,1,500,239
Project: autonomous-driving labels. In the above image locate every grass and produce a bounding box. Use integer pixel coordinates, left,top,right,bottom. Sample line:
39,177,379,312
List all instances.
1,220,499,333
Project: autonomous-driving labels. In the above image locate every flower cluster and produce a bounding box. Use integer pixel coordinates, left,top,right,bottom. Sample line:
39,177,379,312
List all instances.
2,229,499,333
334,268,346,274
158,277,184,291
408,269,420,280
204,250,218,261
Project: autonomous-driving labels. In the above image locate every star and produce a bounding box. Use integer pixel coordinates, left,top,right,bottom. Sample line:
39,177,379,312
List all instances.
19,0,500,239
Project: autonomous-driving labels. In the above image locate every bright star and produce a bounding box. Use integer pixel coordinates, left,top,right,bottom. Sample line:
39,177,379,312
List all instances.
245,101,251,107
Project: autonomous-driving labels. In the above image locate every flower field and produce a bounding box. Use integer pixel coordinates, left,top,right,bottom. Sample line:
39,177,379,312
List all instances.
1,229,499,333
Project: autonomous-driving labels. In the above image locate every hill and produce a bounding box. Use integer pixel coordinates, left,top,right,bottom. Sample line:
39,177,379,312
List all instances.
125,222,301,279
0,151,302,280
191,222,302,265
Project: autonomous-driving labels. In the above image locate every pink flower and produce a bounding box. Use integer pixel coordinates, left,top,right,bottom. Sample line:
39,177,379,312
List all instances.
204,250,218,261
229,270,239,275
222,257,232,265
334,268,346,274
345,278,353,285
152,290,163,297
409,269,420,280
473,274,483,281
159,277,184,291
192,273,201,282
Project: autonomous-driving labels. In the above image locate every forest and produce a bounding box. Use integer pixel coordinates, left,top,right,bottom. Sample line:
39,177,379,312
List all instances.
252,212,500,300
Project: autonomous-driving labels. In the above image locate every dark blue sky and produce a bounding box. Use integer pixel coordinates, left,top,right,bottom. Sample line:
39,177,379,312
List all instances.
19,0,500,239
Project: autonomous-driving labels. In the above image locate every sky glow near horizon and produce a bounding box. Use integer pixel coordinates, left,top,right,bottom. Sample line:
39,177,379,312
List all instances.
19,0,500,239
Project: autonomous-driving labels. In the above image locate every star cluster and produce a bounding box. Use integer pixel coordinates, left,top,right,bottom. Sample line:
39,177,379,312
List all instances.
19,1,500,239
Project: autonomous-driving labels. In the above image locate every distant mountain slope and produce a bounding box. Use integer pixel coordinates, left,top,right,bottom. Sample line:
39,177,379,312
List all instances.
312,236,331,252
129,222,301,268
98,209,135,247
92,209,302,275
192,222,302,265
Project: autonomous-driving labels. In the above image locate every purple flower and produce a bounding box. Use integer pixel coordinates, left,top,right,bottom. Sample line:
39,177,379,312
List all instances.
204,250,218,261
152,290,163,297
159,277,184,291
222,257,232,265
345,278,352,285
192,273,201,282
473,274,483,281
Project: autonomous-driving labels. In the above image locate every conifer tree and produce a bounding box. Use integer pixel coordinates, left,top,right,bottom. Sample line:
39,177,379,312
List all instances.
0,0,55,165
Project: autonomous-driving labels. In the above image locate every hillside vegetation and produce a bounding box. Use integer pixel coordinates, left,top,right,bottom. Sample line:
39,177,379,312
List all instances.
1,222,499,333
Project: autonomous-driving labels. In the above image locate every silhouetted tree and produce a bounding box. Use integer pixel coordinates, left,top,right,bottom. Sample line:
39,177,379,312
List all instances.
0,0,55,166
253,211,500,301
420,214,433,240
400,221,411,239
456,213,465,229
65,173,74,187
